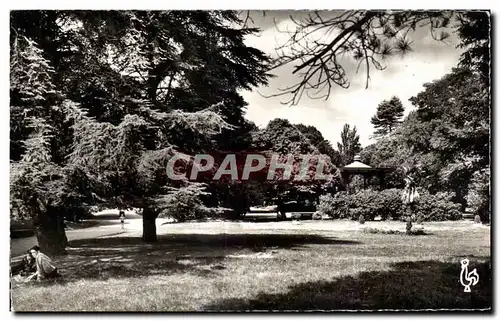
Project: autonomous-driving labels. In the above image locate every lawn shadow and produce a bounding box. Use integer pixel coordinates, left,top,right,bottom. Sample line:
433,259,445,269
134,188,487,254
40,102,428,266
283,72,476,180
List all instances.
203,259,492,311
37,233,359,284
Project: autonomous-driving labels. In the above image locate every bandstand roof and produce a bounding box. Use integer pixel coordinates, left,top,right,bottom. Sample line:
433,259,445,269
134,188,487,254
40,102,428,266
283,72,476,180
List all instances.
341,155,394,174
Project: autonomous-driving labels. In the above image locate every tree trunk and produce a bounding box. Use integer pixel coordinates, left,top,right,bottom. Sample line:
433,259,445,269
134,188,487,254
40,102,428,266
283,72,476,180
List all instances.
142,207,159,243
34,213,68,256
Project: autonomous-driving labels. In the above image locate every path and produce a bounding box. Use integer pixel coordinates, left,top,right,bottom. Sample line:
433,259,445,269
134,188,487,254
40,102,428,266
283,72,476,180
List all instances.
12,215,485,258
10,219,136,258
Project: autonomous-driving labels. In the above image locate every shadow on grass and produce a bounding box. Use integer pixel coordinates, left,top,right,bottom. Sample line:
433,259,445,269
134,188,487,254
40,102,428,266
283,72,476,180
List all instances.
69,233,357,250
203,260,492,311
21,234,358,285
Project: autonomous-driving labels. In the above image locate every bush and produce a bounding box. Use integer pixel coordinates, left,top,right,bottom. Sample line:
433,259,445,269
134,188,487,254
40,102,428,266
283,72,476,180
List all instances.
358,214,365,224
364,228,404,235
474,215,482,224
317,193,349,219
158,184,222,222
318,188,462,222
410,191,462,221
344,188,404,221
364,227,427,236
318,188,405,221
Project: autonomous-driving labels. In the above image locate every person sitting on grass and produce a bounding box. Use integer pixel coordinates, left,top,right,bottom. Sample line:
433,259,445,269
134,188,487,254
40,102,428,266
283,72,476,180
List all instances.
19,251,37,277
12,251,37,281
26,246,60,282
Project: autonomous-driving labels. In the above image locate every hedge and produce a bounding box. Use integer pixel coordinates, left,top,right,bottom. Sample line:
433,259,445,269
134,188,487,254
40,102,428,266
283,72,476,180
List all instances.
318,189,462,221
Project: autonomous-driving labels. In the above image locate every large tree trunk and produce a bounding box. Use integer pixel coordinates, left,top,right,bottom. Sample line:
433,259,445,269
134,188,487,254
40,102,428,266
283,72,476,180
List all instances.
34,213,68,256
142,207,159,243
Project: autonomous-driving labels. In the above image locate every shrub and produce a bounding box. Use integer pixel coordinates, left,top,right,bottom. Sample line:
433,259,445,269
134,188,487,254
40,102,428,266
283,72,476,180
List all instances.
318,193,349,219
312,212,322,220
319,188,462,222
466,167,490,223
364,227,427,236
409,191,462,221
344,188,404,221
319,188,405,221
474,215,482,224
358,214,365,224
158,184,222,222
364,228,404,235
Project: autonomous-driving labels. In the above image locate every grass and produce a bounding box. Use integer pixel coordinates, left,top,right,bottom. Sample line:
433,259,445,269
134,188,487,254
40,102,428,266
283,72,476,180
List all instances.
10,220,491,312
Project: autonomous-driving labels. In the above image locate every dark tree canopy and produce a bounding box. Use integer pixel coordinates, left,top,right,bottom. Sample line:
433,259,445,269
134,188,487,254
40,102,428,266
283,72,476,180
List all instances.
360,66,489,218
10,10,273,250
294,124,342,166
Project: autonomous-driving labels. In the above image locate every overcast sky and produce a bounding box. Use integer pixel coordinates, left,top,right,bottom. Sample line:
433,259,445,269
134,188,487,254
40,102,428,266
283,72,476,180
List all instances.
239,10,462,148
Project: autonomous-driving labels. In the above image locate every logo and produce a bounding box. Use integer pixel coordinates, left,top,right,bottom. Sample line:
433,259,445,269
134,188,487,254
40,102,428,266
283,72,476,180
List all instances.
460,258,479,292
165,152,338,182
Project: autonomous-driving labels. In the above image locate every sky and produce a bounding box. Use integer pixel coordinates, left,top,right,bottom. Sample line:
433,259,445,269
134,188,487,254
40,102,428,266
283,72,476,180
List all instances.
239,10,463,148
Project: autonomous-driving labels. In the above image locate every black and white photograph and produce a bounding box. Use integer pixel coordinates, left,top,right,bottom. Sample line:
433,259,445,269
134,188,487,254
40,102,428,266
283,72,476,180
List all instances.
8,7,492,312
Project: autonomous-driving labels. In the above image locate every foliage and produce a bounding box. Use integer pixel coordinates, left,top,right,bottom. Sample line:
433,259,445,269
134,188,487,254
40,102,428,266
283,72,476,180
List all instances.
456,11,490,85
409,191,462,222
361,66,490,209
317,193,348,219
294,123,342,166
10,10,274,248
250,118,341,200
407,68,489,206
319,189,403,221
11,10,272,207
358,214,365,224
466,166,490,222
337,123,361,166
312,212,322,220
319,188,461,222
348,189,404,221
370,96,405,137
154,183,227,222
363,228,426,236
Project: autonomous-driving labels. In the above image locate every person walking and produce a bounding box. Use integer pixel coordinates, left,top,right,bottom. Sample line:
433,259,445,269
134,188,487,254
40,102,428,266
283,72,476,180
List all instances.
119,210,126,229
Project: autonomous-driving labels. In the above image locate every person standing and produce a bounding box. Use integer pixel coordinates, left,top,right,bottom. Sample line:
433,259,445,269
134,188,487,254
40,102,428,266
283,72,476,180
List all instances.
401,167,420,221
119,210,126,229
276,196,286,221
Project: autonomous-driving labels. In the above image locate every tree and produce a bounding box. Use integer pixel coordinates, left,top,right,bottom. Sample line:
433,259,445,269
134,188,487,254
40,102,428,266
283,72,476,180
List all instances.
68,11,272,242
10,10,272,250
251,119,340,205
370,96,405,136
294,124,342,166
456,11,490,85
337,124,361,166
407,67,489,212
10,35,65,254
360,66,489,215
264,10,489,105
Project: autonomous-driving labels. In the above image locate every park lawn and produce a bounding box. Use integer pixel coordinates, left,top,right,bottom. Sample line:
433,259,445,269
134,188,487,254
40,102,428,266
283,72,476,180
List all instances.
10,220,491,312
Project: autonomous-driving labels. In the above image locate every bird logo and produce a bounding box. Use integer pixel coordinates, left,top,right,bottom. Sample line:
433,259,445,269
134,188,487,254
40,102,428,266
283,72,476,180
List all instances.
460,258,479,292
